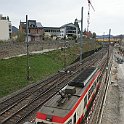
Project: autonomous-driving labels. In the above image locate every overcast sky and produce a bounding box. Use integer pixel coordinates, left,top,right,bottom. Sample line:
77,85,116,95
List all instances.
0,0,124,35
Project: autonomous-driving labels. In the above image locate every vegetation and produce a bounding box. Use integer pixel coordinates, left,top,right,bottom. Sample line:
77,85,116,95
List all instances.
0,42,101,98
92,32,96,39
0,45,79,98
16,31,25,42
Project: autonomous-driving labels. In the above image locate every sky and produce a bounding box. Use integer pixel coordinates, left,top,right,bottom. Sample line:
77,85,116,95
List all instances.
0,0,124,35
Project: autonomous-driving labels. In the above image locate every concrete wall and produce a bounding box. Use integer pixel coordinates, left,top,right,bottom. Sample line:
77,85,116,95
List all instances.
0,20,10,40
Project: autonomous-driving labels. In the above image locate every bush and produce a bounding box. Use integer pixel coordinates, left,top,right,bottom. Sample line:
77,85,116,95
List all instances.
16,31,25,42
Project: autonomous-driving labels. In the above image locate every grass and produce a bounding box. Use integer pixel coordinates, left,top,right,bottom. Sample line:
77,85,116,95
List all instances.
0,45,80,98
0,42,102,98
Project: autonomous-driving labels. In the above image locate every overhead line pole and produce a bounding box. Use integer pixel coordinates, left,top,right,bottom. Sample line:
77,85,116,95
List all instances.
26,15,29,80
108,29,111,59
80,7,83,63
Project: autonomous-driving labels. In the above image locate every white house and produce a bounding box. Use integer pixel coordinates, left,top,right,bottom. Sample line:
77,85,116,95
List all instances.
0,14,12,41
43,23,79,40
60,23,78,39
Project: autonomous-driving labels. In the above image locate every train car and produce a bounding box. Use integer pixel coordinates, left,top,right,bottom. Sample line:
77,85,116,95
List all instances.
35,66,101,124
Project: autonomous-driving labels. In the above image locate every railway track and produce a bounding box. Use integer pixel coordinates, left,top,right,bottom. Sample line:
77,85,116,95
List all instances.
82,46,113,124
0,48,108,124
0,72,63,112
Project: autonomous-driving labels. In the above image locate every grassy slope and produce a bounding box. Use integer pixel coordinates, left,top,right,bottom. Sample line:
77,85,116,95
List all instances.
0,46,79,98
0,42,101,98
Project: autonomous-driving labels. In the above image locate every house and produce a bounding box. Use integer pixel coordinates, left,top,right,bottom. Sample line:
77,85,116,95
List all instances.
0,14,12,40
19,20,44,42
60,23,79,39
43,23,79,40
43,27,60,37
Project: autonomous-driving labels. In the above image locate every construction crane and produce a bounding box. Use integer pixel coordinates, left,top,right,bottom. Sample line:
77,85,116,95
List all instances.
87,0,95,32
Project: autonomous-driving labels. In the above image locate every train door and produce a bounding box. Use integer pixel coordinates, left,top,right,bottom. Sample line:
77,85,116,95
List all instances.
73,113,76,124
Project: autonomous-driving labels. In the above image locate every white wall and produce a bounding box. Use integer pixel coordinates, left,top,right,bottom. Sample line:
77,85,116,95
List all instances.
60,27,66,38
0,20,10,40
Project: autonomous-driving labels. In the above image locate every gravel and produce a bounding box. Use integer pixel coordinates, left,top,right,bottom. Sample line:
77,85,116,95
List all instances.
100,51,124,124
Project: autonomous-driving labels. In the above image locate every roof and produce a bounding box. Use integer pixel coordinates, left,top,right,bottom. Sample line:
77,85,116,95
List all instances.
69,67,96,87
43,27,60,30
60,23,77,28
40,93,79,117
20,21,43,28
36,22,43,28
12,26,18,33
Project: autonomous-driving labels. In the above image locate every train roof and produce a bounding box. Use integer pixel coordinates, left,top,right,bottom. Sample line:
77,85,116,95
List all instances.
38,67,98,118
69,66,96,87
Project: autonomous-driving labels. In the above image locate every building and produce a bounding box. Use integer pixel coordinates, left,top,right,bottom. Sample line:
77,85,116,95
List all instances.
19,20,44,42
43,23,79,40
0,14,12,40
43,27,60,40
43,27,60,37
60,23,78,39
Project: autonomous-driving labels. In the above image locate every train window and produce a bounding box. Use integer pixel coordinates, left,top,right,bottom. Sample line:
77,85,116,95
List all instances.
94,80,97,87
84,95,87,108
93,82,96,89
66,119,72,124
73,113,76,124
91,85,94,94
97,77,99,83
88,89,91,99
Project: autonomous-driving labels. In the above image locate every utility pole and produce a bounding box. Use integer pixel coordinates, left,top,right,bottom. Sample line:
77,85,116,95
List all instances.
103,32,105,42
107,29,111,68
108,29,111,56
26,15,29,80
80,7,83,63
64,40,66,69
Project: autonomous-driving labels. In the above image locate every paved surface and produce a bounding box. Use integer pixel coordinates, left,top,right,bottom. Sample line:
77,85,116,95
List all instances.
0,41,62,59
3,48,57,59
100,48,124,124
118,63,124,124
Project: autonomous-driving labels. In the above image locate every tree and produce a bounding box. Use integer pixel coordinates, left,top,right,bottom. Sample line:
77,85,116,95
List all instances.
83,28,87,35
16,31,25,42
92,32,96,39
74,18,80,33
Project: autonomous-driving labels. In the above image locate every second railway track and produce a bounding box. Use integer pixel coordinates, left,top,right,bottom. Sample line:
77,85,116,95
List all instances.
0,48,108,124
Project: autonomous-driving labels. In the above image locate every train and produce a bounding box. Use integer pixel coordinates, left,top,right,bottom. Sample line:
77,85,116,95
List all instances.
35,66,103,124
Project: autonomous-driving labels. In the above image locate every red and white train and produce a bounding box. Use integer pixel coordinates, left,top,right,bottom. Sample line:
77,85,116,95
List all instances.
35,66,102,124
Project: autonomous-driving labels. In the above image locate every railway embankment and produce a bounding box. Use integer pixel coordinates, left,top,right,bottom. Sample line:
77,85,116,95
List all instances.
0,40,102,98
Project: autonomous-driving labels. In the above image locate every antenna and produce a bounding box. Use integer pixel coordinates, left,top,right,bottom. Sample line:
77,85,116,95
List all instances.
87,0,95,32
